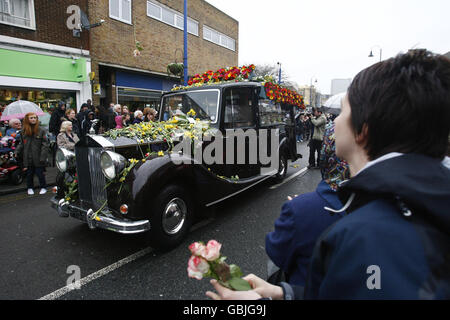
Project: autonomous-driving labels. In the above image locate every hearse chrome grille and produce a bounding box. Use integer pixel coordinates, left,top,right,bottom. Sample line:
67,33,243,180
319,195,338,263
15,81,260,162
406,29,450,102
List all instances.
75,146,107,210
88,148,107,209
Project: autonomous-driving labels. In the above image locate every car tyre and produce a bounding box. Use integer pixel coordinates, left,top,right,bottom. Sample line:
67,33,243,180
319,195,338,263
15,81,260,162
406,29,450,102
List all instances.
10,169,23,185
147,184,194,252
274,153,288,182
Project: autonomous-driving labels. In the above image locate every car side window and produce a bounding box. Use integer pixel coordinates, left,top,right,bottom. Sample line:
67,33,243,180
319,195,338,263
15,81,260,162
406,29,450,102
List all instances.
259,99,283,127
223,88,255,129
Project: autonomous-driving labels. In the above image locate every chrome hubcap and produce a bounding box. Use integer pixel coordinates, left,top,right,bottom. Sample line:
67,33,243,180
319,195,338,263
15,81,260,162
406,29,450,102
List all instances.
279,158,286,176
162,198,187,235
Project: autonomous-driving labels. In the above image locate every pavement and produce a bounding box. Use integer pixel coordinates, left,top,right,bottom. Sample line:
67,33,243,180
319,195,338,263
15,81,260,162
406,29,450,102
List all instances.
0,165,58,196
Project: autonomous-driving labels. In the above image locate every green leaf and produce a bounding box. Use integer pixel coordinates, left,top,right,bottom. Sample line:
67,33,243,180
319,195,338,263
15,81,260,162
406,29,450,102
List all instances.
227,277,252,291
229,264,243,278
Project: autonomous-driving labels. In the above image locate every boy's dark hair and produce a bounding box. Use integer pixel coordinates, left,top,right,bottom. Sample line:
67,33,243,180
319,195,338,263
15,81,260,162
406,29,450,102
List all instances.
348,49,450,160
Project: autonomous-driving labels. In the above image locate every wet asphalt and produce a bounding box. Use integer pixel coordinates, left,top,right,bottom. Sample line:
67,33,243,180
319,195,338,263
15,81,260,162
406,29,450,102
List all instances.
0,142,321,300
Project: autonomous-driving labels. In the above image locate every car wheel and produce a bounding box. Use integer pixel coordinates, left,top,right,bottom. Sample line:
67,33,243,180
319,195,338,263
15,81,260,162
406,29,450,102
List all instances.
148,184,194,252
10,170,23,185
274,153,288,182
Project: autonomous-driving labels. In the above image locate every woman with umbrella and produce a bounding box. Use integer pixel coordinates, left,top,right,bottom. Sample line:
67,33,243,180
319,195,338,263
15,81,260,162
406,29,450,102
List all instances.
15,113,49,195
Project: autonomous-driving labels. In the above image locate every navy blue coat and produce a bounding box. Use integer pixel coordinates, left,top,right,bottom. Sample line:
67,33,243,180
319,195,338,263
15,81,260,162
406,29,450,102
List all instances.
266,180,344,286
284,154,450,299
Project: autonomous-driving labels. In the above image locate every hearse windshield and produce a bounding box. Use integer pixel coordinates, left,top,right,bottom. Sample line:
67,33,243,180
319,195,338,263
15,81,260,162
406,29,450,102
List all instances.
160,89,220,122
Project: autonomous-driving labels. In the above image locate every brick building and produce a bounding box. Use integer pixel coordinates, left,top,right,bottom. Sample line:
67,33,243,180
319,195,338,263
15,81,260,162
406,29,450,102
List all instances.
0,0,92,111
0,0,239,113
89,0,239,110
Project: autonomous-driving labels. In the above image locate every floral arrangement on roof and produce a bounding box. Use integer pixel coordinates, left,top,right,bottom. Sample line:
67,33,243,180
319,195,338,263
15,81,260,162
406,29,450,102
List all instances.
264,82,305,108
172,64,305,109
187,64,256,86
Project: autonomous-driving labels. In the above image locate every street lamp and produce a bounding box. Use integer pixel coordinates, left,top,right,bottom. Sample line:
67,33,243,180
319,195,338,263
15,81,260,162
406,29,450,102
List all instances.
369,45,382,62
277,62,282,84
310,77,318,109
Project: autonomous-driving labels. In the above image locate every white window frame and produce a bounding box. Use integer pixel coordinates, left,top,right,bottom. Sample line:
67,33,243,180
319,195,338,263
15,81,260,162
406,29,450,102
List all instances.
0,0,36,30
146,1,161,20
203,25,235,52
109,0,132,25
2,0,11,14
147,0,198,37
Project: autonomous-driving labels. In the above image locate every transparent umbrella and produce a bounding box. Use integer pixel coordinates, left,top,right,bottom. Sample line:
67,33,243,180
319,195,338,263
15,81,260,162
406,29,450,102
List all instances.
323,92,346,115
1,100,45,121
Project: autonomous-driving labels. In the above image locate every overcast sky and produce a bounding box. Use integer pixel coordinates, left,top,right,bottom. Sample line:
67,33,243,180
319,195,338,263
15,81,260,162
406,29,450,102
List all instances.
205,0,450,94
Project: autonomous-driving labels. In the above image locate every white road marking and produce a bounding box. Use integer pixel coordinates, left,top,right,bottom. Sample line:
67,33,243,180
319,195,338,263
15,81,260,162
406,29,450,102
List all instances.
269,167,308,190
37,166,308,300
38,247,153,300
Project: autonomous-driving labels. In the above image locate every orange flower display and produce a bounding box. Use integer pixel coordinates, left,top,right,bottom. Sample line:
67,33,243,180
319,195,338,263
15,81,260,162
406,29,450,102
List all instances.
180,64,305,109
264,82,305,109
187,64,256,86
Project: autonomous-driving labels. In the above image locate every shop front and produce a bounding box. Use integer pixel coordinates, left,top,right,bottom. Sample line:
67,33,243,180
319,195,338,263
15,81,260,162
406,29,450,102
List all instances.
0,87,77,113
115,70,180,112
0,47,91,114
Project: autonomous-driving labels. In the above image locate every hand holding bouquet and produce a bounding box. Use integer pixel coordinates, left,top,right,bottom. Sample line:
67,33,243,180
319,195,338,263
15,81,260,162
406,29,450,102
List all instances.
187,240,252,291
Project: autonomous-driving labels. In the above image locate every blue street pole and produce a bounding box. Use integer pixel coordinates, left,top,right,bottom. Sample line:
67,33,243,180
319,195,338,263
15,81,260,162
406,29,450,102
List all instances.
183,0,188,86
277,62,282,84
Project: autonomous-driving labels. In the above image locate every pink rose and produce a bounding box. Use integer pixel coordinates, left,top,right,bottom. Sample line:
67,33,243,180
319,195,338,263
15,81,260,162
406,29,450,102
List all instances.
189,242,206,256
202,240,222,261
187,255,210,280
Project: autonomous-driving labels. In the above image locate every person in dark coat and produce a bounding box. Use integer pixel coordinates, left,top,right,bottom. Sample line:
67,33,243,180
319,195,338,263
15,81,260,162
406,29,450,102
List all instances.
133,110,144,124
81,111,96,136
76,103,89,125
205,49,450,300
105,103,117,130
295,114,305,142
16,112,49,195
49,101,66,136
265,122,349,286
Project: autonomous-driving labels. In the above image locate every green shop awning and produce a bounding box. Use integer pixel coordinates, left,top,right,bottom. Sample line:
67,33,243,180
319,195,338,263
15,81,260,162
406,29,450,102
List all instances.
0,48,87,83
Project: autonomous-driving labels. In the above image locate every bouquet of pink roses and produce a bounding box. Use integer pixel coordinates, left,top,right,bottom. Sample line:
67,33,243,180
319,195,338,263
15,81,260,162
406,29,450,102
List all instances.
187,240,252,291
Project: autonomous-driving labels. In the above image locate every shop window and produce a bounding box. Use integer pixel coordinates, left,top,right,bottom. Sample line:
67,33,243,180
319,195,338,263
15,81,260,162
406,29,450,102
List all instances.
0,0,35,30
147,0,198,36
109,0,132,25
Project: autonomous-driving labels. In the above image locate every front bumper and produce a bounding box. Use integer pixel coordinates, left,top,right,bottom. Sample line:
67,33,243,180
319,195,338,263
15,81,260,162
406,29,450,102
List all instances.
51,196,151,234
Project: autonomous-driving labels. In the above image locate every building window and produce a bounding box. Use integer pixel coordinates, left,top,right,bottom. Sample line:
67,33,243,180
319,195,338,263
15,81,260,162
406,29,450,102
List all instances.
109,0,132,24
147,0,199,36
203,25,235,51
0,0,35,30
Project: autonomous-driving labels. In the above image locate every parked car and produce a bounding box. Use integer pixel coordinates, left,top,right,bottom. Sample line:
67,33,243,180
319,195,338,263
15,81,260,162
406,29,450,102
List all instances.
51,81,303,251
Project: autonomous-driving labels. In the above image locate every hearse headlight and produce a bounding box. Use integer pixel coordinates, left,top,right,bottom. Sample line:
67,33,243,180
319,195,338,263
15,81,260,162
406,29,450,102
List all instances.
100,151,126,180
56,148,75,172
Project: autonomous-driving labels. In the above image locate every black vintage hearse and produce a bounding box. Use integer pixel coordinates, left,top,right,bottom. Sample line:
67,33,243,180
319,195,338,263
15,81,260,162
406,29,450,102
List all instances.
51,81,303,250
